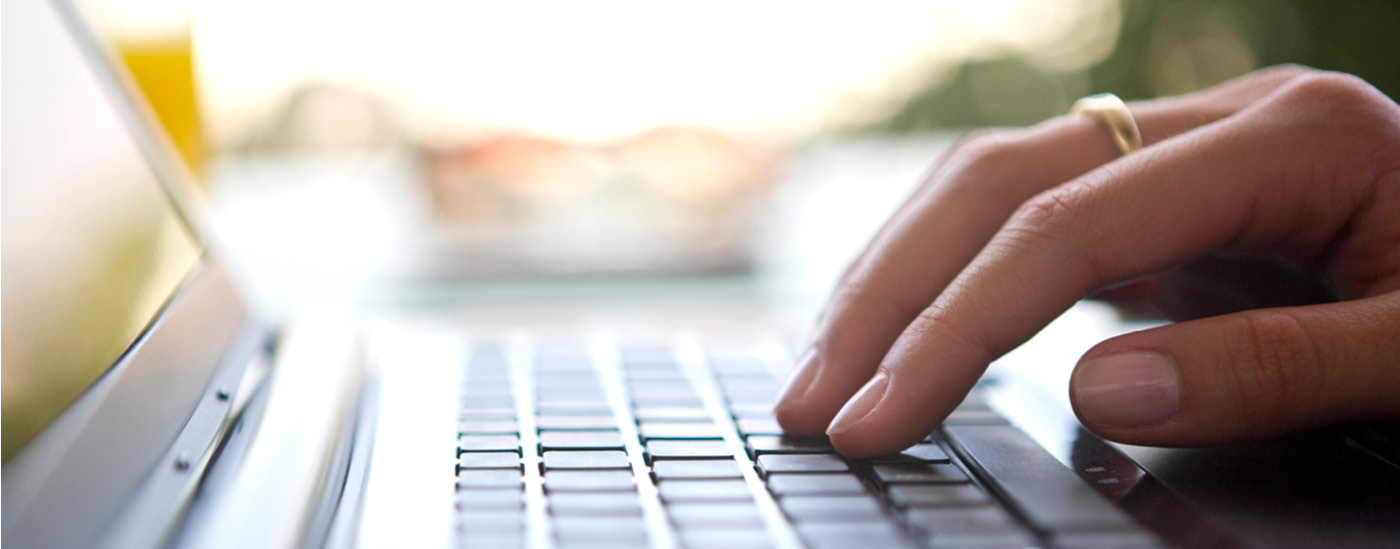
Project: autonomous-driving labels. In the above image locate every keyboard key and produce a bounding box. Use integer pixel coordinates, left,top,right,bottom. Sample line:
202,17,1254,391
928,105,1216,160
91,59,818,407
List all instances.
547,492,643,516
539,430,624,450
634,407,711,422
457,509,526,531
542,450,630,470
779,495,885,522
1053,531,1166,549
459,410,517,421
461,395,515,409
634,395,704,407
945,425,1138,533
729,403,778,419
647,440,734,460
735,418,785,436
677,528,775,549
536,403,612,416
544,470,636,492
640,422,723,440
459,435,520,453
923,532,1039,549
458,452,522,470
904,506,1021,536
458,420,519,434
536,415,617,430
668,502,763,529
746,436,834,456
456,469,524,490
553,516,648,544
456,488,524,510
657,479,753,502
653,459,744,480
871,463,967,485
865,443,951,463
795,522,909,549
765,473,866,497
754,454,848,476
888,484,989,508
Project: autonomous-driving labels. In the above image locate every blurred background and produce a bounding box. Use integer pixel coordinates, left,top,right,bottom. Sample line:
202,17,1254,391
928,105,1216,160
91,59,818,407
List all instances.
76,0,1400,320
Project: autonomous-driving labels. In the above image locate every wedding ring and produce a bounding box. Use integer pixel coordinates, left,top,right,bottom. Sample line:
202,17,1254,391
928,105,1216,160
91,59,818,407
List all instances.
1070,93,1142,156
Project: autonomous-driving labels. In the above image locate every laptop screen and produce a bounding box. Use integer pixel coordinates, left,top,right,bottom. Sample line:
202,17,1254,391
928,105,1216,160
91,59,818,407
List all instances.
0,0,202,461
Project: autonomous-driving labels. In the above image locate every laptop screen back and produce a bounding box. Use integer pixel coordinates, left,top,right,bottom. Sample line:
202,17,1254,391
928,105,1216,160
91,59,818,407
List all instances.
0,0,202,461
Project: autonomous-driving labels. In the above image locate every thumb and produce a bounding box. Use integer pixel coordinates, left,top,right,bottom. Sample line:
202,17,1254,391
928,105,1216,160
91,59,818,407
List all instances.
1069,290,1400,446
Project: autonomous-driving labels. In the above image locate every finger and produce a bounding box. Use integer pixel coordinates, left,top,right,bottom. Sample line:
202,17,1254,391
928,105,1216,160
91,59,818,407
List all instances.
1071,292,1400,445
823,71,1400,456
773,64,1316,435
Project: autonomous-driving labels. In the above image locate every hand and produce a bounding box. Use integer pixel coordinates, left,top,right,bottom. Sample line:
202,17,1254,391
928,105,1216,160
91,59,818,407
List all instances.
771,65,1400,457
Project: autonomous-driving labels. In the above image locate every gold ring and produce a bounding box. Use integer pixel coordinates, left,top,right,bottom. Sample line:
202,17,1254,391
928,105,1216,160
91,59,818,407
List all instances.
1070,93,1142,156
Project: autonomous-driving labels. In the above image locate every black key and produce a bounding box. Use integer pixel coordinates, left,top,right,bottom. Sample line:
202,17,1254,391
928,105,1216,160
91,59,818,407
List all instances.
539,430,624,450
668,502,763,529
536,415,617,430
634,407,711,422
865,443,951,463
543,470,635,492
547,492,643,516
456,488,524,510
653,459,744,480
945,425,1138,533
796,522,909,549
754,454,848,476
458,420,519,434
647,440,733,460
765,473,866,496
904,506,1021,536
887,484,988,508
870,463,967,485
553,516,648,544
459,435,520,453
458,451,522,470
746,436,834,456
779,495,885,522
640,422,723,440
542,450,630,469
735,418,784,436
456,469,524,490
657,479,752,502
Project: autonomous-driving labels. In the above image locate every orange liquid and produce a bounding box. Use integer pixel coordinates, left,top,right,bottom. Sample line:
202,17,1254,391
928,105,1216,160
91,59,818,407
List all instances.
118,39,205,178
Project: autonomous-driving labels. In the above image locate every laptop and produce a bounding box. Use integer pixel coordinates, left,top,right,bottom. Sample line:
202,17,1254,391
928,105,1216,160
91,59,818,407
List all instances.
4,1,1400,547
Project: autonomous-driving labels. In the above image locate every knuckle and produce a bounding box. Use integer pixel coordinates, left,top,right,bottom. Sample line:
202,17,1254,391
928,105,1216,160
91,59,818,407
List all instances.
1004,185,1089,243
1272,72,1395,120
1218,310,1327,416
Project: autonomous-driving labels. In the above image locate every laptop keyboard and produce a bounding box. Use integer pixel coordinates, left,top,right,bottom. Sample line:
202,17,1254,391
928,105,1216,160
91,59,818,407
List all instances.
453,339,1164,549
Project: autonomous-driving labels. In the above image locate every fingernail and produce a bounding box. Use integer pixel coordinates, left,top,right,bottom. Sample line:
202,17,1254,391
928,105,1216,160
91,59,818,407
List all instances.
773,348,818,414
827,368,890,435
1072,351,1180,428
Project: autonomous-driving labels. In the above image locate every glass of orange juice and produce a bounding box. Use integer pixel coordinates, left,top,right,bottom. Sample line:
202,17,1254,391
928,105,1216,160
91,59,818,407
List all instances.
83,0,207,179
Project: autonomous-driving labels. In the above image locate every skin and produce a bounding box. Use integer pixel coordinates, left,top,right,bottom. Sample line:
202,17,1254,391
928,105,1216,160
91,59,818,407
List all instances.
771,65,1400,457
